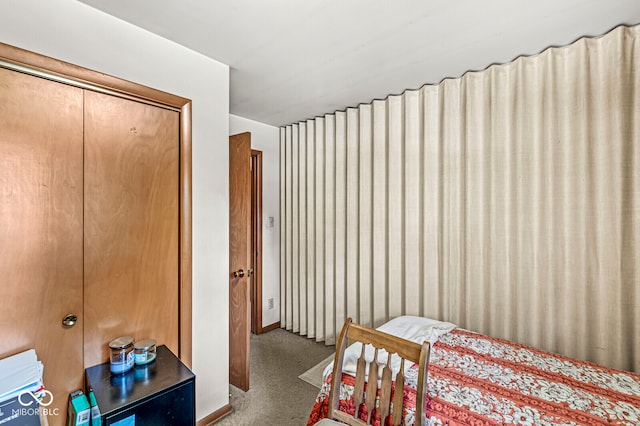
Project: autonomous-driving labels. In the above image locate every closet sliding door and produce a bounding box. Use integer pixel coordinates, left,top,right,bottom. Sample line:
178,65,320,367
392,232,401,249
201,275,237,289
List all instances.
83,91,180,367
0,67,85,419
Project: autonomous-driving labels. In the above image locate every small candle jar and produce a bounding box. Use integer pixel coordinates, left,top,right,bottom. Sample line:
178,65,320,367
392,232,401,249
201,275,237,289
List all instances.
109,336,135,374
134,339,157,365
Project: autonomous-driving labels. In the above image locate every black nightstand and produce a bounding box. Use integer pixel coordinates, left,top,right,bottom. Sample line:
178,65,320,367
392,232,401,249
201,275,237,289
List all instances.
85,345,195,426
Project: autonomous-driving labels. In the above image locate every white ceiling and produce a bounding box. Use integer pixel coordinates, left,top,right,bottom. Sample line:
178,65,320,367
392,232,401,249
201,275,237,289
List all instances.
80,0,640,127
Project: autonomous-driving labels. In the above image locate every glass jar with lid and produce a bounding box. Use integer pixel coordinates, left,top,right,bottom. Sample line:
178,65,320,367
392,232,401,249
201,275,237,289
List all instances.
134,339,157,365
109,336,135,374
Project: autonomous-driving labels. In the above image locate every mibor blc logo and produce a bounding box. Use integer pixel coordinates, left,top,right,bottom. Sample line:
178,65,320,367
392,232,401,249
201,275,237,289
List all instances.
9,387,60,418
18,389,54,407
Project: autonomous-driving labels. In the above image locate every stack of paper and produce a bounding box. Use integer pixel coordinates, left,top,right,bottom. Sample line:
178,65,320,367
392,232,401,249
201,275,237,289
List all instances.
0,349,44,425
0,349,43,400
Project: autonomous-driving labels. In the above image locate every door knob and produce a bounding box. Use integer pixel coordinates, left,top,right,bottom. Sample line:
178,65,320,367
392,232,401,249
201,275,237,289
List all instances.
62,313,78,328
233,269,245,278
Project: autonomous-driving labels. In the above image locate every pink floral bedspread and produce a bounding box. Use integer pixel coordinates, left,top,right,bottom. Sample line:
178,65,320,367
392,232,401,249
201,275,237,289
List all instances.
308,329,640,425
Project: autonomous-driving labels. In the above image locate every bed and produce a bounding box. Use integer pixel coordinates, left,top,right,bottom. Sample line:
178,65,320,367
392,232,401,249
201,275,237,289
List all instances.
307,316,640,426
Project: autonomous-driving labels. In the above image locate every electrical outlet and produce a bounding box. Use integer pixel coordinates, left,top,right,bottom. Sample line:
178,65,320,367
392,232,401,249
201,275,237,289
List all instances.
268,298,274,309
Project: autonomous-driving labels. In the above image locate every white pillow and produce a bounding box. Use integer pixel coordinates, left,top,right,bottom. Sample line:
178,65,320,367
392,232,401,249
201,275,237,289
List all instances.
377,315,456,346
323,316,457,381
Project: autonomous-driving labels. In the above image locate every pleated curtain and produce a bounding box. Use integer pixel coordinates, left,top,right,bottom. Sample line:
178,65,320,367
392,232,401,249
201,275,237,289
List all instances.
280,25,639,372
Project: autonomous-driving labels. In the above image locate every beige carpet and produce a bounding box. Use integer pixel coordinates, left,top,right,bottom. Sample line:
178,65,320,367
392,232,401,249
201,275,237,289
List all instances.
213,329,335,425
298,353,334,389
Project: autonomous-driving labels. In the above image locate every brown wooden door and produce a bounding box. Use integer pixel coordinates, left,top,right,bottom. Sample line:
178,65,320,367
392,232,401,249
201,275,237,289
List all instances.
0,67,84,423
83,91,180,367
229,132,252,391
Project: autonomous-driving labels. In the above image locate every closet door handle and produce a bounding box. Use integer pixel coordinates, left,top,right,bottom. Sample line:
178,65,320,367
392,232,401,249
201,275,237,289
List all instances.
233,269,245,278
62,313,78,328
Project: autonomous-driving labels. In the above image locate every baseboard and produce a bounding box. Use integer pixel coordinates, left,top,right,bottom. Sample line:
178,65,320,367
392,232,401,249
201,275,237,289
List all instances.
260,321,281,333
197,404,233,425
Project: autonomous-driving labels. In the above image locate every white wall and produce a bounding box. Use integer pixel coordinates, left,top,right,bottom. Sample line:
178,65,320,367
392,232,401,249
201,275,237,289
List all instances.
0,0,230,421
230,115,281,327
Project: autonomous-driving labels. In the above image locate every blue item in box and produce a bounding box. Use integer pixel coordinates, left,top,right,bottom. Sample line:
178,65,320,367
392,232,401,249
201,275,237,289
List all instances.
87,388,101,426
67,390,90,426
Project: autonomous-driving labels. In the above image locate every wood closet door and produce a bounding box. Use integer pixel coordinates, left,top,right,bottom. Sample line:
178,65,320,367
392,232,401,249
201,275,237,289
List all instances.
229,132,252,391
0,68,84,421
83,91,180,367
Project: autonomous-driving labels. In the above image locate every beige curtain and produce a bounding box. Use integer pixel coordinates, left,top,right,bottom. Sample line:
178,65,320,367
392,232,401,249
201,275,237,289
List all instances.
280,25,639,372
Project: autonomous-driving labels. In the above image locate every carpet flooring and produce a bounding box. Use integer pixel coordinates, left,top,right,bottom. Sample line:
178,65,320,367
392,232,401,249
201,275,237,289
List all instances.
213,328,335,425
